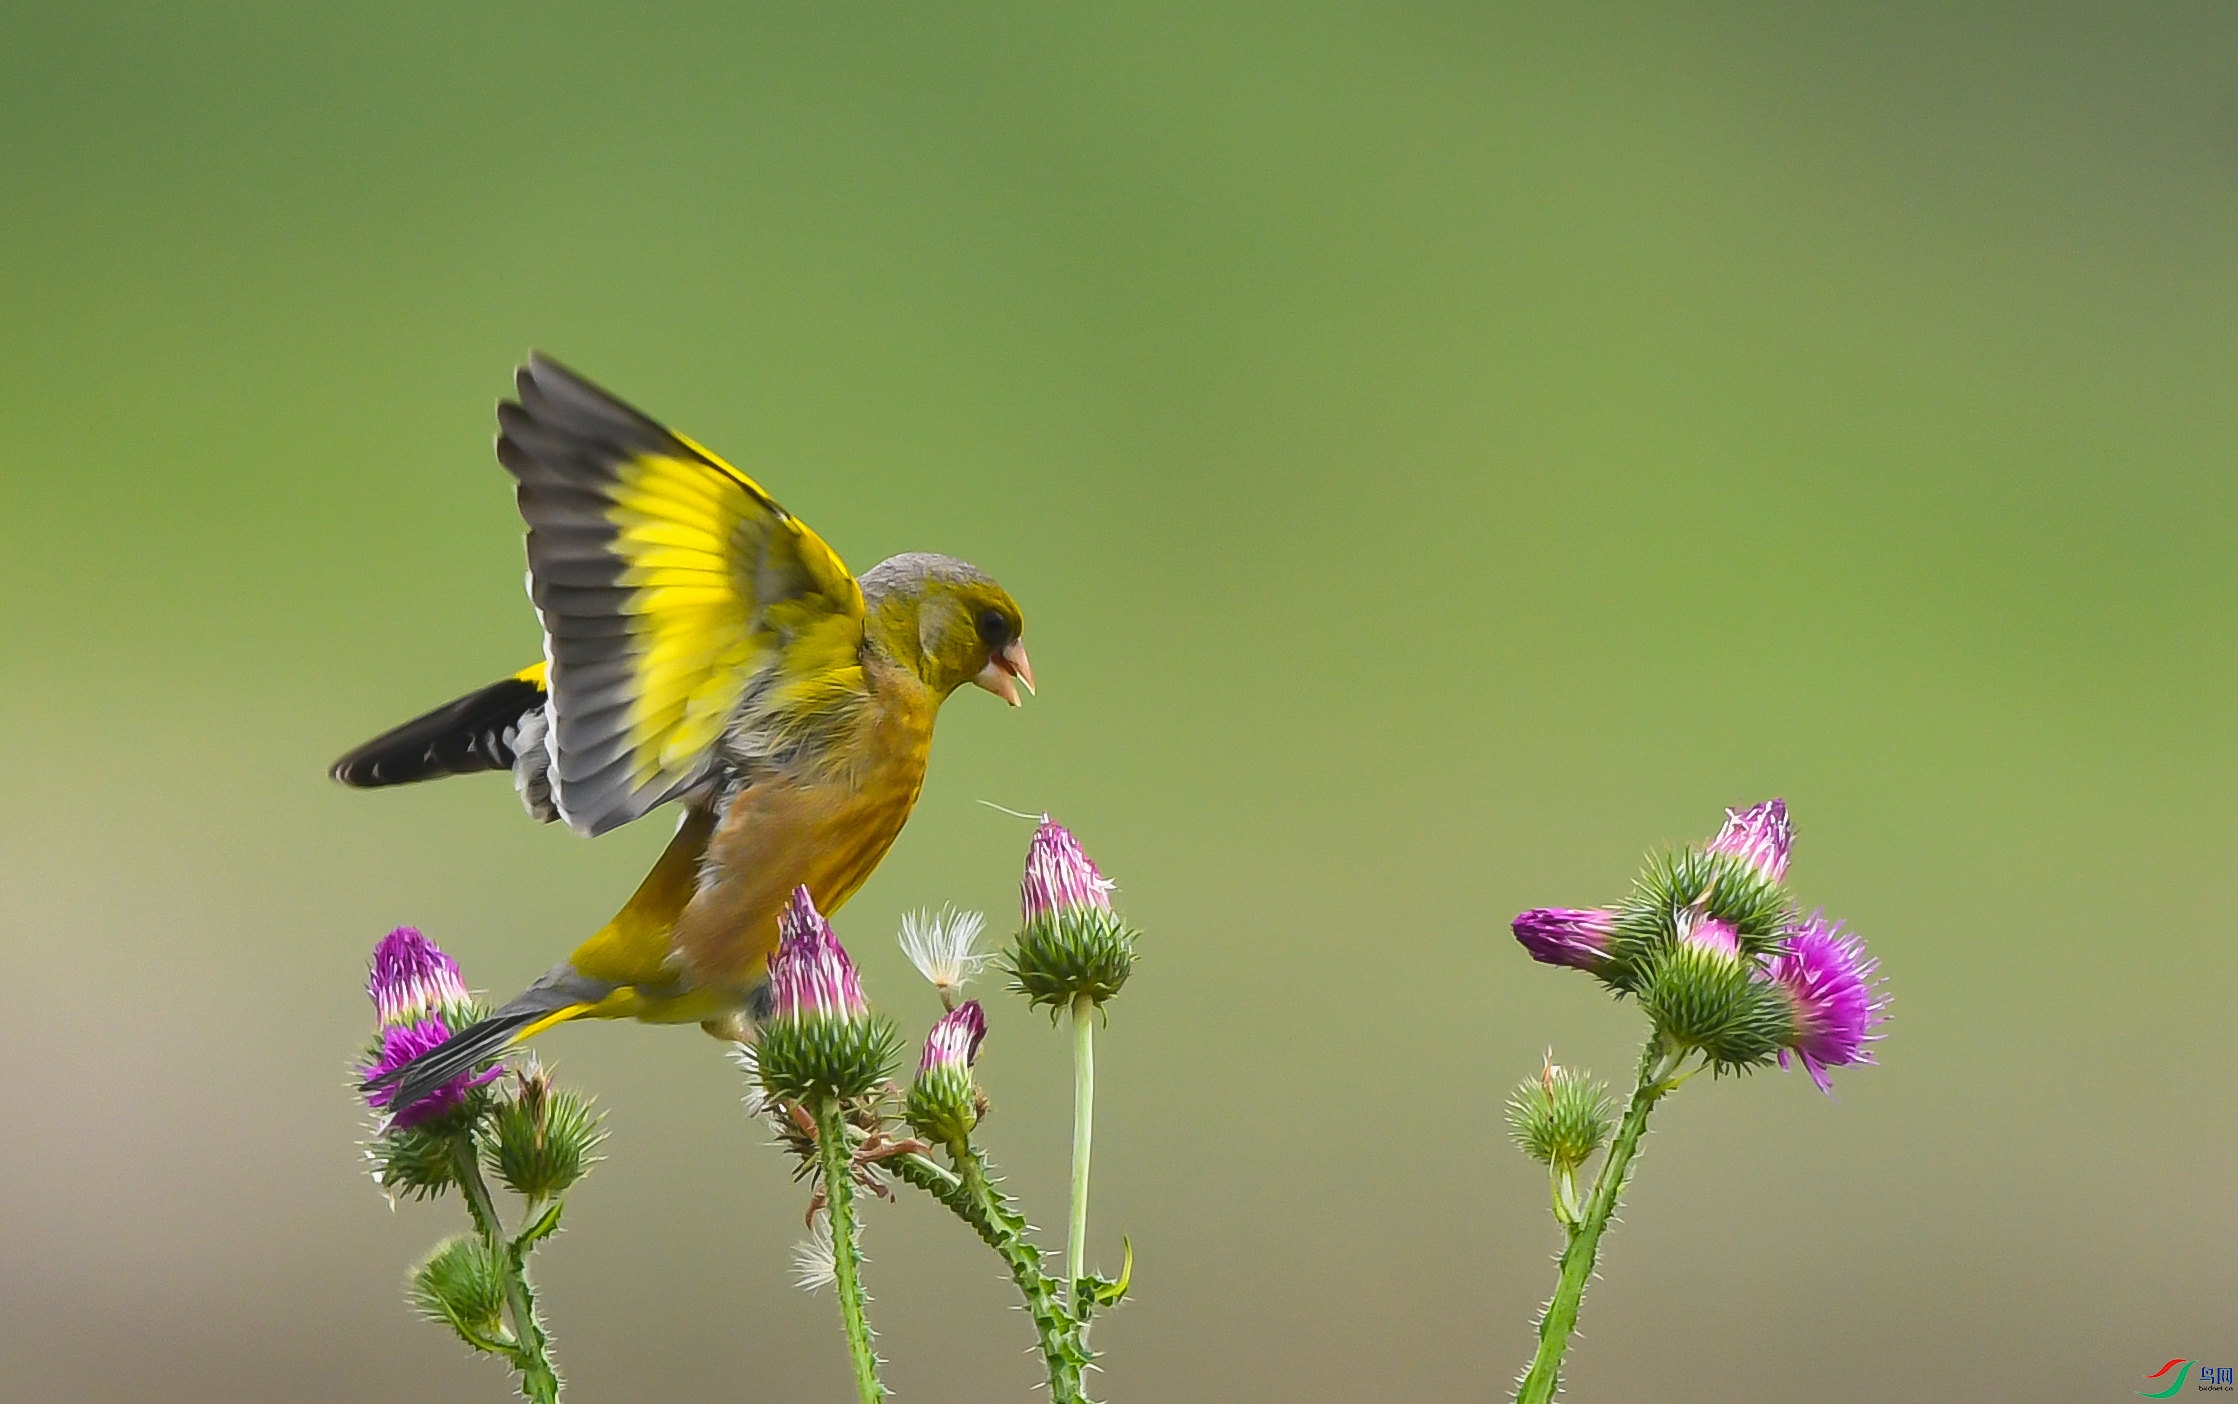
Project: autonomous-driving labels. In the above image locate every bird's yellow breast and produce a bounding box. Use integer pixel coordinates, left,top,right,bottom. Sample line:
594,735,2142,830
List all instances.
665,656,941,991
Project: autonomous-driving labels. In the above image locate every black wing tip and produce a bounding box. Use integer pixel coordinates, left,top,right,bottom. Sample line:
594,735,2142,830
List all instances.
505,354,675,454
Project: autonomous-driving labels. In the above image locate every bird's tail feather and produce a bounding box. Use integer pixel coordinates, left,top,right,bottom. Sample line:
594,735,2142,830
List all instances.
330,663,549,788
363,971,605,1117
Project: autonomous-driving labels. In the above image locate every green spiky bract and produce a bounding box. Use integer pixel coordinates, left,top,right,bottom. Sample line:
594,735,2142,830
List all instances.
1635,942,1797,1074
905,1065,978,1147
488,1084,606,1202
1603,849,1795,994
1506,1068,1614,1171
1006,909,1138,1014
369,1120,463,1200
757,1014,903,1104
411,1234,509,1352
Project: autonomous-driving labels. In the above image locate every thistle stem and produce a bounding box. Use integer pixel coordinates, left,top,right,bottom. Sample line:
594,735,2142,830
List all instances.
813,1096,885,1404
1066,992,1095,1308
890,1147,1092,1404
450,1132,560,1404
1514,1035,1681,1404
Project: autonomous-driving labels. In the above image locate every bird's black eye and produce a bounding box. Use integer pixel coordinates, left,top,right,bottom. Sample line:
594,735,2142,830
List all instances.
976,607,1010,646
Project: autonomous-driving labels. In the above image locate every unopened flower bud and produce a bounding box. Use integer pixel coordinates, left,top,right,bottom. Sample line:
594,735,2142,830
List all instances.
1638,938,1794,1070
1022,817,1115,923
488,1059,605,1201
1707,799,1792,886
756,887,901,1102
906,1000,988,1145
366,1120,459,1200
1506,1058,1613,1173
1676,911,1742,961
1008,819,1137,1011
369,926,476,1032
360,927,497,1130
1512,909,1619,975
410,1234,507,1349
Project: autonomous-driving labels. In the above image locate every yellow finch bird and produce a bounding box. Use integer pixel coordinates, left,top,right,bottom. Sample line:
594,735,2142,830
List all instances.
343,355,1032,1114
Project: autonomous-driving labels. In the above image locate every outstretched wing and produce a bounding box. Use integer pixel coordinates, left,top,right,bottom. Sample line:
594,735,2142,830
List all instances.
496,354,865,837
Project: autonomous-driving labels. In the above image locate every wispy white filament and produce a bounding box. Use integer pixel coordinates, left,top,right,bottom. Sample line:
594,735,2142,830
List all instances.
727,1040,768,1119
791,1212,838,1292
898,906,991,991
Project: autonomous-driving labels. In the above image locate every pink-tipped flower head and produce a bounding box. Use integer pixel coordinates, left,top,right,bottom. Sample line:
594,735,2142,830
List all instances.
368,927,473,1031
1512,909,1619,975
907,1000,989,1143
767,886,870,1025
1677,912,1742,961
1010,818,1136,1010
1707,799,1792,886
917,999,988,1079
1021,818,1115,926
363,1016,498,1129
1765,912,1887,1093
756,886,898,1102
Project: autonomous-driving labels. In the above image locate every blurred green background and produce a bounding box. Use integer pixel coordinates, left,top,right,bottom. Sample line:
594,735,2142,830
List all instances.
3,4,2232,1400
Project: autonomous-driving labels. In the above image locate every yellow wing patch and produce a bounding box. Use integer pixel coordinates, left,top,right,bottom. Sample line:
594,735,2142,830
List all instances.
609,453,763,787
497,354,866,837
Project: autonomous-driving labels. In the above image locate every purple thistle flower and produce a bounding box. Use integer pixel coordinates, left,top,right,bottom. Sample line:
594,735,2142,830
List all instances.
368,926,472,1031
1707,799,1792,885
918,1000,988,1079
363,1017,499,1127
767,886,870,1024
1022,818,1115,926
1513,908,1618,974
1677,912,1741,960
1765,912,1887,1093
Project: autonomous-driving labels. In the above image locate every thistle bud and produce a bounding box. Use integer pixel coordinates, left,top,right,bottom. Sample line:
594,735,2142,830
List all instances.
368,926,476,1031
906,1000,988,1145
1707,799,1792,886
360,927,497,1130
1023,818,1116,921
1678,912,1742,960
1637,934,1794,1072
488,1059,606,1201
1505,1058,1613,1173
365,1120,459,1200
1512,908,1619,976
1608,833,1799,989
1764,913,1887,1093
756,887,901,1102
410,1234,508,1350
1007,819,1137,1012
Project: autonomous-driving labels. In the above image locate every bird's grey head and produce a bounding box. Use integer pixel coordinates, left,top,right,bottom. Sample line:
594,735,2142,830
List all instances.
859,553,1032,703
858,552,996,606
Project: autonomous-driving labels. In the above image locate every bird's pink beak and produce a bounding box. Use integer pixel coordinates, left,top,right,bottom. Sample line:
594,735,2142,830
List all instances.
972,640,1035,707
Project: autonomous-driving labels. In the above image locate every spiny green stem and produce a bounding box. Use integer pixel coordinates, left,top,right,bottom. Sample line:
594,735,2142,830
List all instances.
891,1148,1093,1404
450,1132,560,1404
1066,992,1096,1309
1514,1036,1681,1404
814,1096,885,1404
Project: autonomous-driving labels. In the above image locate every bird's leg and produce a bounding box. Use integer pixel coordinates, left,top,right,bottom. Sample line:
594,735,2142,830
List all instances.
701,1012,753,1043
